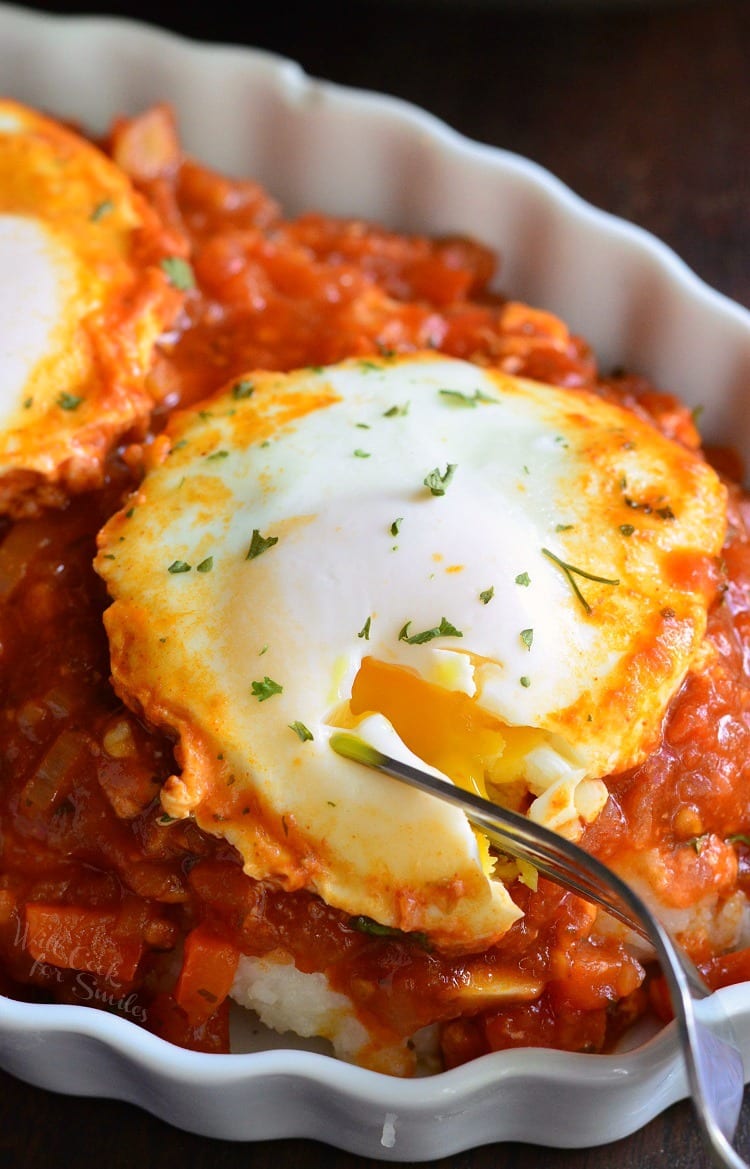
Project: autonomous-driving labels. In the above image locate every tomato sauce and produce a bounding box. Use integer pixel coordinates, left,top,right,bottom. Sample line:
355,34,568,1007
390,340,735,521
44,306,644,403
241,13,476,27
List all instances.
1,108,748,1067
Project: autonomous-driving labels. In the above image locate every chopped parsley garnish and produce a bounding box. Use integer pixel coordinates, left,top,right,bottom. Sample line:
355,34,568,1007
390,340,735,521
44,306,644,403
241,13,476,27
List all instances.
57,392,83,411
541,547,619,615
349,915,429,948
167,560,191,574
246,529,279,560
90,199,114,222
359,360,381,371
251,676,283,702
23,397,32,409
206,450,229,461
424,463,457,496
160,255,196,291
157,813,178,825
398,616,463,645
353,448,371,458
383,402,409,418
520,628,534,650
555,523,574,532
520,676,531,688
479,587,495,604
437,387,495,408
232,379,255,399
356,422,371,430
390,517,403,537
619,524,636,537
358,617,372,640
515,572,530,587
196,556,214,573
289,721,313,742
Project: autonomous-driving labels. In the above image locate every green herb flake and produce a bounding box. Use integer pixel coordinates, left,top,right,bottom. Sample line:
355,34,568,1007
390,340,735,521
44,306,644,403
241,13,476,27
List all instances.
520,676,531,688
57,392,83,411
167,560,191,574
619,524,636,537
358,617,372,641
349,915,430,948
289,721,313,742
727,834,750,848
383,402,410,418
424,463,457,496
160,255,196,291
438,388,478,408
90,199,114,222
23,397,33,409
541,547,620,615
206,450,229,462
232,379,255,400
157,813,178,825
251,676,283,702
246,529,279,560
359,360,381,372
196,556,214,573
520,628,534,650
555,523,574,532
515,572,530,587
399,616,463,645
353,449,371,458
259,644,269,656
479,587,495,604
390,517,403,537
125,508,135,519
355,422,371,430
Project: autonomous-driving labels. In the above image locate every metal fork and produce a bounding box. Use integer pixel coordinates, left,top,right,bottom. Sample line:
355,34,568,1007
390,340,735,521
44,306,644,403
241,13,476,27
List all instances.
329,731,748,1169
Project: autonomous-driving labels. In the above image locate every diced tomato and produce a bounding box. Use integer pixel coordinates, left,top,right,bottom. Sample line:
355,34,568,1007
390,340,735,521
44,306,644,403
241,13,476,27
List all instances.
147,992,231,1053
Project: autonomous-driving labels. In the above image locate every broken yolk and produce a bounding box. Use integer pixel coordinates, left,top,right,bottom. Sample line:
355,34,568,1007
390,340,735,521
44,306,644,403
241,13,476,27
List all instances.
349,657,507,799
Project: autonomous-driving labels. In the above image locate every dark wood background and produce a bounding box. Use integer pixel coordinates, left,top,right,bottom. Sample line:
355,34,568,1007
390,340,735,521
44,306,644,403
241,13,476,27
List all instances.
2,1,750,1166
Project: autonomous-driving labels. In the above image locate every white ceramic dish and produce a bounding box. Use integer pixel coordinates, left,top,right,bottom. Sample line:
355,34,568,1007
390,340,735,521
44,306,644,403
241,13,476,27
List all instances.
2,1,750,1158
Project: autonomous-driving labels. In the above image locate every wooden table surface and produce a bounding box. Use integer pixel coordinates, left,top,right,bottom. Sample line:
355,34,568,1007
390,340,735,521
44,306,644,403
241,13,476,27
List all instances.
3,0,750,1166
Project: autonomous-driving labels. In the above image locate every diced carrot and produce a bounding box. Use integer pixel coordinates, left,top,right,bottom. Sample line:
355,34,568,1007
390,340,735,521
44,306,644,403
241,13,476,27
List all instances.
174,922,240,1027
24,904,143,981
700,947,750,992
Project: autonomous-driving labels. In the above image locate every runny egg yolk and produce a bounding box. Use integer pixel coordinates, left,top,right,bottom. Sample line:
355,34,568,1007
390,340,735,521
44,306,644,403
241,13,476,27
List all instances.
350,656,505,800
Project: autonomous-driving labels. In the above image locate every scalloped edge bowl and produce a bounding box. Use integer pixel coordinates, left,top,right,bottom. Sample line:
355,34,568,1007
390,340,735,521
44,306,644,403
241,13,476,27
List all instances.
2,1,750,1158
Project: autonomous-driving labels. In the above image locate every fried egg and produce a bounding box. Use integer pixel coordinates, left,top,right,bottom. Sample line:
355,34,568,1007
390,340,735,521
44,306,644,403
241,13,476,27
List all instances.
96,353,727,953
0,99,183,516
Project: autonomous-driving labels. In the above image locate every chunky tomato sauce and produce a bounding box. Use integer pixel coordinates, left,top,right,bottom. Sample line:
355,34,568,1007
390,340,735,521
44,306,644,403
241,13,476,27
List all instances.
1,107,749,1066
